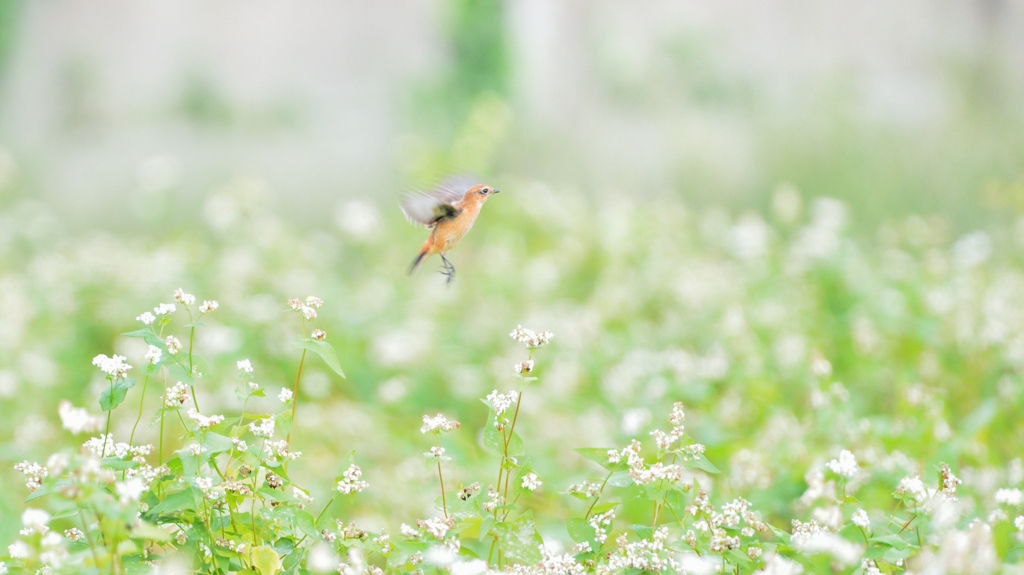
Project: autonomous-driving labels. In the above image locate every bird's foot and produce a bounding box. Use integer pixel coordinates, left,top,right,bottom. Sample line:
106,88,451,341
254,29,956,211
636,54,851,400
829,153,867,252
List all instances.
439,255,456,285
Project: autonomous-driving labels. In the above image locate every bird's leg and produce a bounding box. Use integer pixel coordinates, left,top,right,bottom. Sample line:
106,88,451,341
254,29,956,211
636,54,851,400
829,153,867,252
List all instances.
439,254,456,284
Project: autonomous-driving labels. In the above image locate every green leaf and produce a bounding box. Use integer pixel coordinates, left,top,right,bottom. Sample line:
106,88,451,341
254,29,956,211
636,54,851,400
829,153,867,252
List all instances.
294,340,346,378
99,378,137,411
131,521,172,542
574,448,627,471
252,544,283,575
25,478,70,502
101,457,138,470
566,518,596,543
498,511,543,564
870,534,912,549
121,328,164,347
482,422,505,456
682,452,721,474
202,432,235,454
144,488,198,519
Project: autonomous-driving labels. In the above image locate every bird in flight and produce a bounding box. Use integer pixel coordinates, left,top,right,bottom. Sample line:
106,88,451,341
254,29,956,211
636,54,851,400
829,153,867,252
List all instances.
400,177,500,284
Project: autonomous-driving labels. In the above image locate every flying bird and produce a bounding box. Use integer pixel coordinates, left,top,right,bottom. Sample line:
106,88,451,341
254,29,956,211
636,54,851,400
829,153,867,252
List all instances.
400,177,500,284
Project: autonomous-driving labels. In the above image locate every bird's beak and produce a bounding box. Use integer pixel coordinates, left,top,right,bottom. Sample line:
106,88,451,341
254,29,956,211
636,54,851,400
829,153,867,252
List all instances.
493,188,501,193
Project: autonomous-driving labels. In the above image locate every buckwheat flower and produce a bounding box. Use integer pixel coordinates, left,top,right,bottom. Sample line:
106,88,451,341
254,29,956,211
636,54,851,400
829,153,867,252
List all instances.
116,478,146,503
165,335,182,355
509,325,554,348
7,541,29,559
153,302,176,316
247,381,259,390
521,472,542,491
1015,516,1024,531
421,413,460,434
237,359,254,374
187,408,225,429
14,461,48,491
278,387,293,403
187,443,203,456
485,390,519,418
996,488,1024,506
136,311,156,325
861,558,883,575
400,524,420,538
748,547,763,559
64,528,84,542
199,300,219,313
173,288,195,306
301,306,317,320
164,381,189,406
92,354,132,379
311,329,327,340
513,360,534,375
145,345,162,365
249,417,275,438
827,450,858,478
852,509,870,529
232,438,247,452
58,401,102,434
428,446,445,458
940,462,962,499
337,464,368,494
306,296,324,308
287,298,303,311
293,487,314,504
418,517,454,540
896,476,928,503
196,477,213,491
21,508,49,534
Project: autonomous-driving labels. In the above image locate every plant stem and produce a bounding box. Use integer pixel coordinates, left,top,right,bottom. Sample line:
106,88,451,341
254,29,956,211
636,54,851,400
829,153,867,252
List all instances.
129,375,150,446
102,377,113,457
296,495,337,547
585,471,614,520
186,308,200,411
284,348,307,474
437,459,449,518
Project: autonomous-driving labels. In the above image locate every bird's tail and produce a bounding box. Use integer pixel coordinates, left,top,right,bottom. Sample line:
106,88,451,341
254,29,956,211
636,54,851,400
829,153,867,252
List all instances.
408,245,431,276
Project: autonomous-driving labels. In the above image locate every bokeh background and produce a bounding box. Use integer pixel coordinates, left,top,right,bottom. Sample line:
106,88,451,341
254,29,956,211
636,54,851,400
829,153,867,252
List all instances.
2,0,1024,550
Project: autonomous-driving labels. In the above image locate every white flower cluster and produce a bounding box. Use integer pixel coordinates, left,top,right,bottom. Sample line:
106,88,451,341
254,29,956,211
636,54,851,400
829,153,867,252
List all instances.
83,435,150,460
427,446,445,459
237,359,254,374
164,382,190,407
136,311,156,325
249,417,275,438
421,413,460,434
174,288,196,306
336,464,368,494
199,300,218,313
14,461,48,491
417,516,455,540
187,408,225,429
939,462,962,500
485,389,519,427
154,302,176,316
278,387,293,403
589,508,615,544
996,488,1023,506
165,335,182,355
852,509,870,529
567,481,603,498
92,354,132,379
482,488,505,513
58,401,102,434
605,529,678,572
790,519,862,567
826,449,859,478
521,472,542,491
288,295,323,321
508,545,586,575
311,329,327,341
513,360,534,375
509,325,554,348
145,345,162,365
265,440,301,461
896,475,929,503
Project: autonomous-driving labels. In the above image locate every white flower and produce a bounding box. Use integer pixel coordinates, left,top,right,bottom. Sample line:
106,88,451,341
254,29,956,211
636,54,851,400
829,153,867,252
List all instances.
136,312,156,325
21,509,50,533
996,488,1023,506
199,300,219,313
195,477,213,491
164,381,189,406
485,390,519,417
232,438,248,452
173,288,195,306
421,414,460,434
852,509,870,529
153,302,177,316
301,306,317,320
897,475,928,503
145,345,162,365
428,446,445,458
293,487,314,504
187,408,225,429
521,472,542,491
305,296,324,308
311,329,327,341
337,464,368,494
187,443,203,456
247,381,259,390
91,354,132,379
509,325,554,348
58,401,102,434
249,417,275,438
514,360,534,374
116,478,147,503
1015,516,1024,531
7,541,29,559
237,359,254,374
165,335,182,355
278,387,293,403
826,450,858,478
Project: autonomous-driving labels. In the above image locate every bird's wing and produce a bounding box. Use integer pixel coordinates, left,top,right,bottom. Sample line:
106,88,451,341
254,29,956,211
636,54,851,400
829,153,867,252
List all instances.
399,176,479,227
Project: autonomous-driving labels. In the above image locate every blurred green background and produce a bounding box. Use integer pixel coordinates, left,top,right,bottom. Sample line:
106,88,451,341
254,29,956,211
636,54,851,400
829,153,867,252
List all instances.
1,0,1024,547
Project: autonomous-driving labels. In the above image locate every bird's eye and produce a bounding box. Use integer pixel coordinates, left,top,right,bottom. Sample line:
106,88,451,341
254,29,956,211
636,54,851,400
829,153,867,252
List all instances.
481,187,489,194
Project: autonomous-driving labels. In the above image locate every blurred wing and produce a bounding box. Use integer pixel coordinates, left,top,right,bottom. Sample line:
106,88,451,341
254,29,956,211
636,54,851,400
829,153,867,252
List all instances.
399,176,479,227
